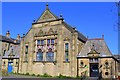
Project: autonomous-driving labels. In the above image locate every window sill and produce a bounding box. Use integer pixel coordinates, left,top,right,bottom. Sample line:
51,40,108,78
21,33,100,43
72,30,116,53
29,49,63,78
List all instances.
33,61,57,65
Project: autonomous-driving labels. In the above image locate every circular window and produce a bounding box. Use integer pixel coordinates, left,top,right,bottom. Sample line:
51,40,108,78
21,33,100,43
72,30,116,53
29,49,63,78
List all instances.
80,61,84,66
105,72,109,76
105,62,109,66
81,62,83,65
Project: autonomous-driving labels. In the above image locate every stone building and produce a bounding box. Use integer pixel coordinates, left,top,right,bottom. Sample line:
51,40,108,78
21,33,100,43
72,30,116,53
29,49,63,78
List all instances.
77,37,119,78
0,31,20,73
18,4,87,77
18,4,119,78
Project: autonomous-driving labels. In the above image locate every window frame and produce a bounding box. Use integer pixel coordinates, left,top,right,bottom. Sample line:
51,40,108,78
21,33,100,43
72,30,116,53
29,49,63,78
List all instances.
36,50,43,61
47,39,50,45
46,48,54,61
64,43,69,62
51,39,55,44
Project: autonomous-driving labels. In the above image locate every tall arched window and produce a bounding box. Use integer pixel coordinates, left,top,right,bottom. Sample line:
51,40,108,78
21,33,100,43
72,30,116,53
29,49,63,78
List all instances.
46,48,54,61
36,49,43,61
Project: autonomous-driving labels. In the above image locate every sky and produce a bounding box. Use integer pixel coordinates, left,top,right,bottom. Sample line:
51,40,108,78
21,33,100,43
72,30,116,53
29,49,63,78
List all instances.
2,2,118,54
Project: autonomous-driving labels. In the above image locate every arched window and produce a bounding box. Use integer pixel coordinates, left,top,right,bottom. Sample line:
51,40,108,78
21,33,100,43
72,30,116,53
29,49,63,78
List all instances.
46,48,54,61
36,49,43,61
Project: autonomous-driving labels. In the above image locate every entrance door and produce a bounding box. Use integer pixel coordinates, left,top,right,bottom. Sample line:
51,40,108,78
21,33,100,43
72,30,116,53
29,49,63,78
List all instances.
90,63,99,77
8,62,13,73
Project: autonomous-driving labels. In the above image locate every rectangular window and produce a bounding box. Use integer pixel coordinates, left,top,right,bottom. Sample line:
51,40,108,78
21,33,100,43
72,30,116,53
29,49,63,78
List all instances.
25,46,28,54
25,46,28,61
65,52,69,62
65,43,69,62
3,50,6,56
65,43,69,51
37,40,40,45
36,52,43,61
51,39,54,44
46,52,54,61
41,40,44,45
47,39,50,44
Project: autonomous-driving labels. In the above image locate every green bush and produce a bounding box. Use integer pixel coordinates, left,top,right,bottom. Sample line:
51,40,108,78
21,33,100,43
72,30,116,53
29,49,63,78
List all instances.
41,73,52,77
37,74,40,77
31,74,35,76
25,72,29,75
56,74,72,78
75,76,81,78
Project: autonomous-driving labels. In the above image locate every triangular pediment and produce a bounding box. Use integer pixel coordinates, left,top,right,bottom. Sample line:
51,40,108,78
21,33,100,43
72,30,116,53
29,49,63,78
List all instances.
37,9,59,22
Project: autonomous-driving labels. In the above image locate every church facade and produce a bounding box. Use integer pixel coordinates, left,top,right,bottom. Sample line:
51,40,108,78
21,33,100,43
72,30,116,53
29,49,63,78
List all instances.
18,4,119,78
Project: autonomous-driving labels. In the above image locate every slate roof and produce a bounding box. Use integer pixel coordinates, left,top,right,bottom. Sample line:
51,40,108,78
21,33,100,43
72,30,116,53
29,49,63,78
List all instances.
114,55,120,62
0,35,20,44
77,38,113,57
63,22,87,43
2,45,20,58
0,35,20,58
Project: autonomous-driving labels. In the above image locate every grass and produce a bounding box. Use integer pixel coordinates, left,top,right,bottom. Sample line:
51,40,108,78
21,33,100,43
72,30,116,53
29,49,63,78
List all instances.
56,74,73,79
10,72,88,79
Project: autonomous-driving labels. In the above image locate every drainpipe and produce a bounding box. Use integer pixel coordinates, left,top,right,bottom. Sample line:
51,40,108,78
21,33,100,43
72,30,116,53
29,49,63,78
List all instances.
77,57,79,77
17,58,20,73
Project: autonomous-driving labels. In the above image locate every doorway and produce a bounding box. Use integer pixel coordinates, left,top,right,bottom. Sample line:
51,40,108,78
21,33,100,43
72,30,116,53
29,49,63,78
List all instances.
90,63,99,77
8,62,13,73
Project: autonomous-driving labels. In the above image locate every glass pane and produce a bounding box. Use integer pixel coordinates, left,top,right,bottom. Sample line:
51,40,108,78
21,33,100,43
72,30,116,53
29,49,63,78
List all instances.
65,52,69,62
65,43,69,51
37,40,40,45
25,46,28,54
47,39,50,44
51,39,54,44
46,52,54,61
36,52,43,61
41,40,44,45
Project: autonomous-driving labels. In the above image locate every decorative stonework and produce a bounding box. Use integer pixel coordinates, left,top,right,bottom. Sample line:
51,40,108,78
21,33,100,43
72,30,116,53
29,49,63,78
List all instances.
41,11,53,20
37,45,45,52
35,28,57,37
64,36,70,41
48,28,54,34
38,29,44,37
47,45,54,52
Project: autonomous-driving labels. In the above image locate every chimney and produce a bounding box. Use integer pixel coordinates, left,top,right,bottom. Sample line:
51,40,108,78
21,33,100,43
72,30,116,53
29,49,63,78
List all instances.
6,31,10,37
102,34,104,39
17,34,20,40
